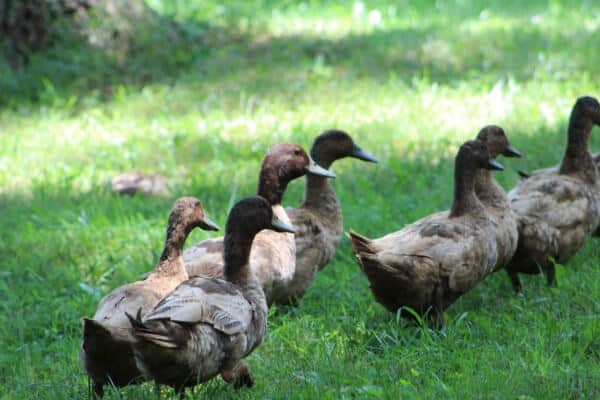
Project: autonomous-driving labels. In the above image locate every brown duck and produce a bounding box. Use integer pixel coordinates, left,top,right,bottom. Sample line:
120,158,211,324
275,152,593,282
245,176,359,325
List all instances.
505,96,600,292
128,196,296,397
183,143,334,303
111,172,168,196
349,140,503,326
269,130,378,305
474,125,522,271
81,197,219,397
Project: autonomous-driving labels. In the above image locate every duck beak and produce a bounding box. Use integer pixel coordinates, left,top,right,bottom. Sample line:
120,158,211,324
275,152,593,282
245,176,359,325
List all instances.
502,145,522,158
487,159,504,171
350,144,379,163
307,157,336,178
270,215,296,234
199,217,220,231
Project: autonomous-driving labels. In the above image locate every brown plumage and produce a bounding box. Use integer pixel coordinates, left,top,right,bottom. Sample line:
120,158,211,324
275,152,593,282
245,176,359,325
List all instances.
128,196,296,397
269,130,378,305
183,143,334,304
81,197,219,397
349,140,504,327
516,144,600,239
474,125,522,271
111,172,168,196
505,96,600,292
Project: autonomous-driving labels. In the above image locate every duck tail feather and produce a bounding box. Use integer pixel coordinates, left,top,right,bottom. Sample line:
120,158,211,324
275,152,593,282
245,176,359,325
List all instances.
126,309,182,349
82,318,130,357
347,230,375,256
125,308,145,330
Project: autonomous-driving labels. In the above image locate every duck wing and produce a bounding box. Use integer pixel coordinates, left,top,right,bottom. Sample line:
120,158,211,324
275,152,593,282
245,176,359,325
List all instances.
509,174,600,260
143,277,253,336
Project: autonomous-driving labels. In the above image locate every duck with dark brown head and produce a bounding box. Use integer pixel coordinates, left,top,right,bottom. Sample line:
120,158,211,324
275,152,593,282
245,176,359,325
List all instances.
128,196,295,398
474,125,522,271
81,197,219,397
183,143,334,303
349,140,503,327
506,96,600,292
269,129,378,305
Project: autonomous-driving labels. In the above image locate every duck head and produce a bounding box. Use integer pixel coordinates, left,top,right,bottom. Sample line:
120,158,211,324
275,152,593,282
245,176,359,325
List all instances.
572,96,600,126
160,197,219,262
476,125,522,159
226,196,296,238
258,143,334,205
223,196,296,281
168,196,220,232
310,129,379,169
457,140,504,172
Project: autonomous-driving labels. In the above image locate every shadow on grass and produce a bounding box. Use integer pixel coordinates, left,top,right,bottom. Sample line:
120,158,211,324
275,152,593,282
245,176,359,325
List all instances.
1,1,599,109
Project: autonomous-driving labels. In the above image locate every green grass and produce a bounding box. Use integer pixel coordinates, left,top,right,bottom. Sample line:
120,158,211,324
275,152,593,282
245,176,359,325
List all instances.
1,0,600,398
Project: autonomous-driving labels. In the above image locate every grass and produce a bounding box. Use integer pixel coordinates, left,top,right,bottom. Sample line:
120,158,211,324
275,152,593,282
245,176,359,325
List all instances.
1,0,599,398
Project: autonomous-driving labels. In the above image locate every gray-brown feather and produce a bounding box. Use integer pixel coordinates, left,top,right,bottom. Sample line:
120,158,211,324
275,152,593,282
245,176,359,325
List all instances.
506,172,600,274
183,205,295,304
129,276,267,391
350,209,498,315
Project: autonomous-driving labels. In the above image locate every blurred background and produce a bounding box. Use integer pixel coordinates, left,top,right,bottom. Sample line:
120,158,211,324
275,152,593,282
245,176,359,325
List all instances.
1,1,599,398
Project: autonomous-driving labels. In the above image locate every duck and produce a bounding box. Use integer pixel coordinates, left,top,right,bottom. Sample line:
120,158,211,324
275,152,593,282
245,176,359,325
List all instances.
349,140,503,327
127,196,296,397
183,143,335,303
505,96,600,292
474,125,522,271
111,172,168,196
81,197,219,397
269,130,378,305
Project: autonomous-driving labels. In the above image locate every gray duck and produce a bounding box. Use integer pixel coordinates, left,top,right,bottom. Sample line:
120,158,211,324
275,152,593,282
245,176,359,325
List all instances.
349,140,503,327
474,125,522,271
128,196,295,397
505,96,600,292
270,130,377,305
81,197,219,397
183,143,334,303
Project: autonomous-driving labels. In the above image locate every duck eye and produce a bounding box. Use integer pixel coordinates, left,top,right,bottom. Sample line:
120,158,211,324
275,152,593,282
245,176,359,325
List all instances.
293,149,301,156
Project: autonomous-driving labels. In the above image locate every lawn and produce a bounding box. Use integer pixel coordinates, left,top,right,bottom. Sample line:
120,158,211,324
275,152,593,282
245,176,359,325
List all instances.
1,0,599,398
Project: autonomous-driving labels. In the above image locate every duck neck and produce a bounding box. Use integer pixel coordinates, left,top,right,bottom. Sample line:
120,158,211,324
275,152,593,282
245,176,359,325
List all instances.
155,223,192,277
302,152,342,239
559,114,596,183
257,165,286,205
223,232,255,286
450,162,482,218
474,169,506,207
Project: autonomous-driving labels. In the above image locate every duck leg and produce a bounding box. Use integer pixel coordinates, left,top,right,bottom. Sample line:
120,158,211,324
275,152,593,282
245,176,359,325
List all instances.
154,382,161,400
428,285,446,329
174,385,186,400
221,361,254,388
544,263,557,287
507,270,523,293
89,379,103,399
